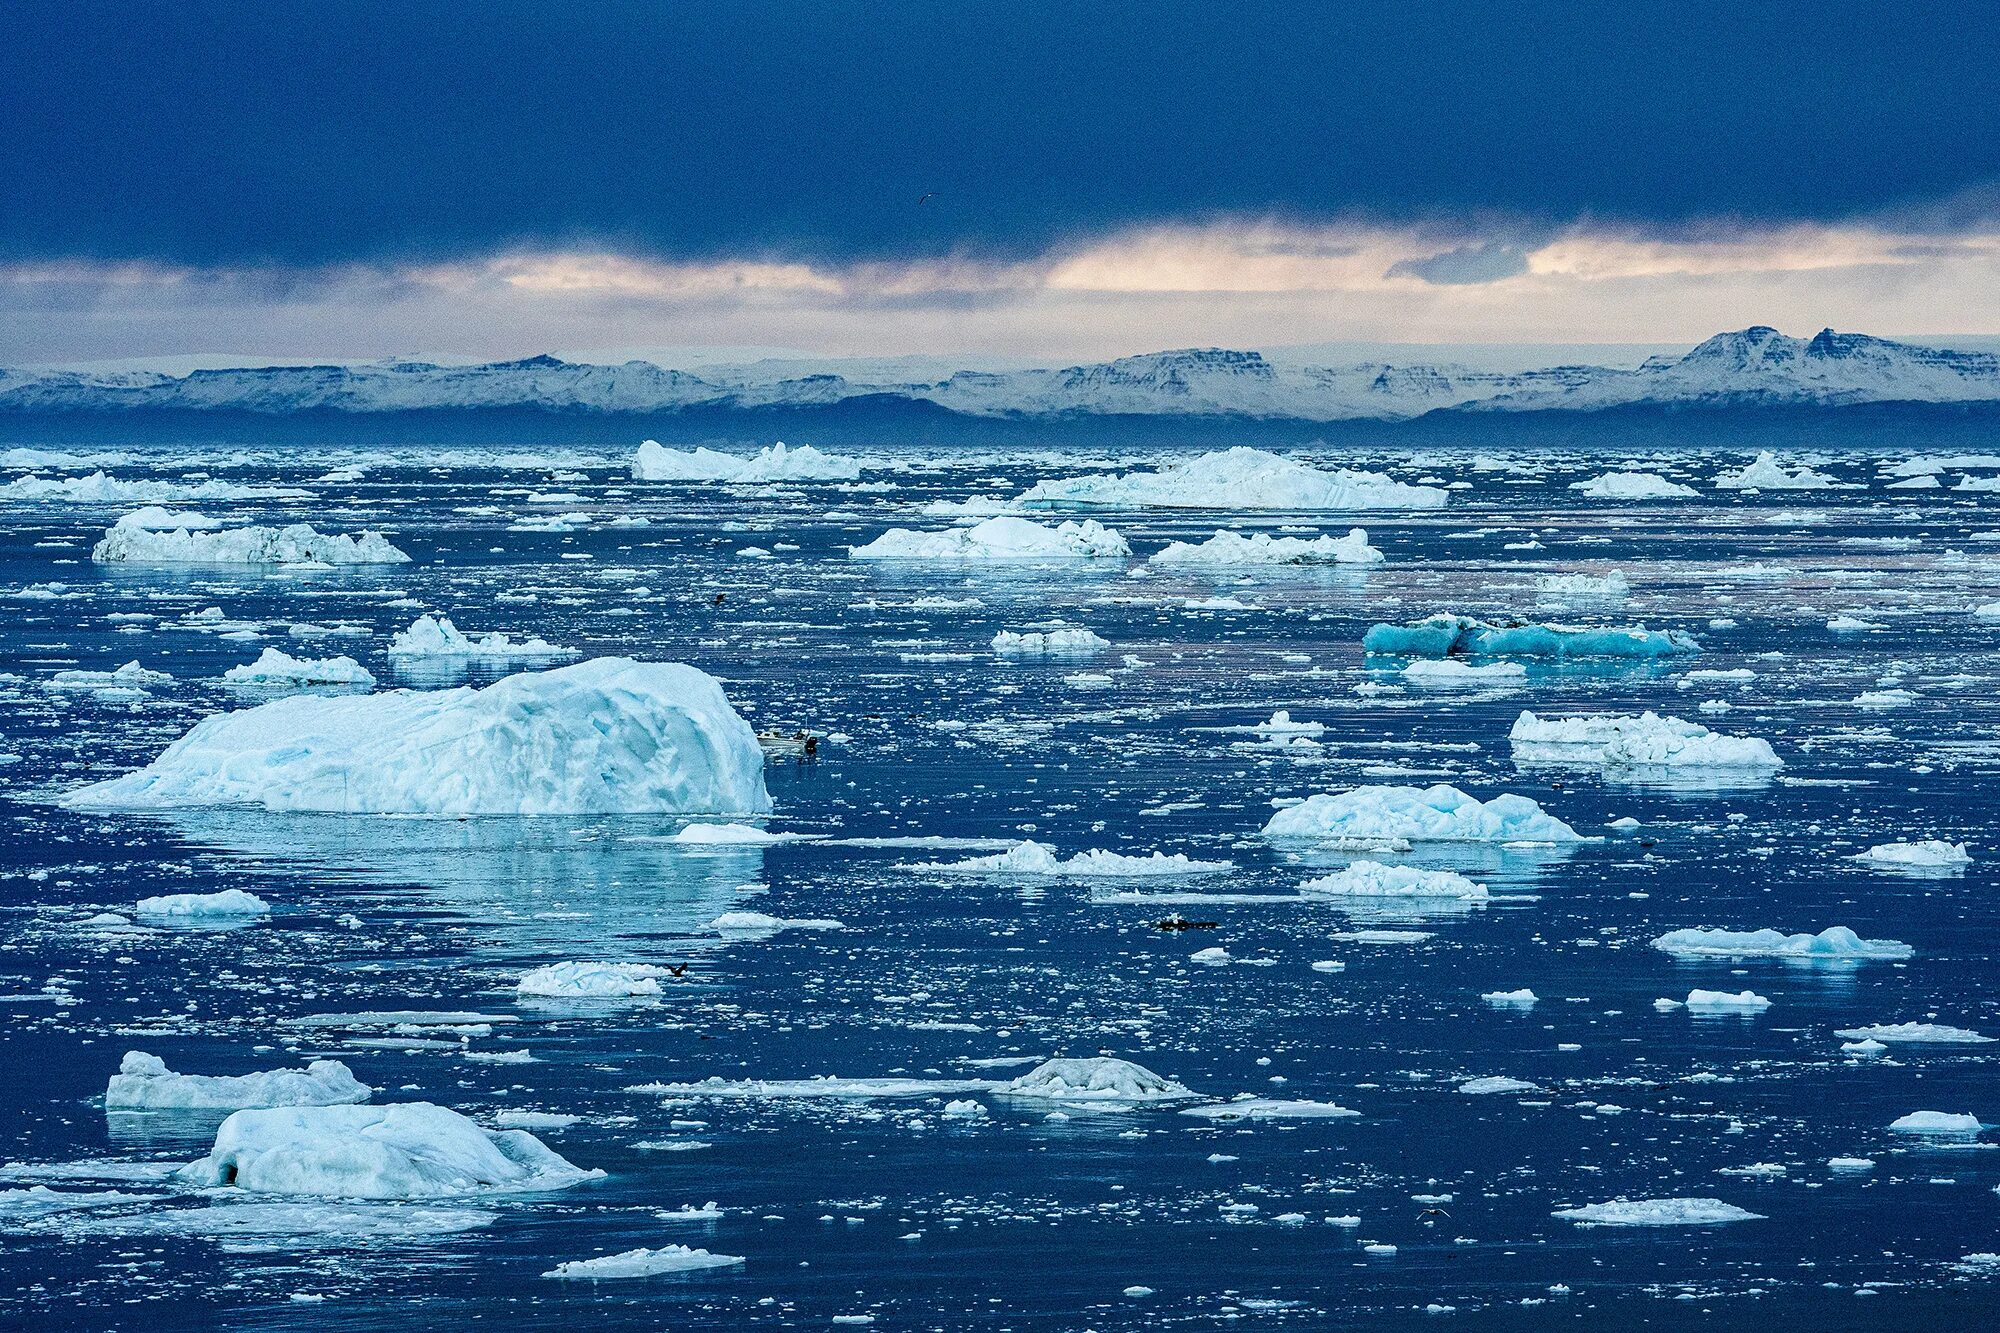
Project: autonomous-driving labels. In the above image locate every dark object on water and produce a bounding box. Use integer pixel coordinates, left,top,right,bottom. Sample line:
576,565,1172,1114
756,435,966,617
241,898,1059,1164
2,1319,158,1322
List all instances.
1154,916,1219,931
667,963,687,979
802,734,819,758
711,593,726,606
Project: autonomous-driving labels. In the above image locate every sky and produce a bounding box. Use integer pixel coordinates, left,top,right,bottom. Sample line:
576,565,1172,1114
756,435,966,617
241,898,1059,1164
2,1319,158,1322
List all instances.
5,1,2000,365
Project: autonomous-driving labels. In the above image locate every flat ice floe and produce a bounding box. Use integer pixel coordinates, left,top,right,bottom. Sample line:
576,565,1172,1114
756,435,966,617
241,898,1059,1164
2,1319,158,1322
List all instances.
134,889,270,918
50,660,172,690
1684,989,1772,1010
3,471,305,503
222,648,376,689
1299,861,1488,901
176,1102,602,1198
63,657,771,816
1832,1022,1992,1044
1458,1076,1539,1095
630,1076,996,1099
105,1051,372,1110
631,439,860,482
1508,711,1781,769
1851,840,1971,869
543,1244,746,1279
1552,1198,1765,1226
91,511,410,566
1262,784,1584,843
388,614,575,660
991,626,1111,656
1888,1111,1982,1134
909,841,1230,876
1011,448,1448,511
1179,1097,1359,1120
709,911,845,935
1149,527,1383,566
1651,926,1913,960
1363,614,1699,660
515,962,675,999
1400,659,1527,686
1002,1057,1193,1102
850,515,1130,561
1569,471,1699,499
1714,452,1838,490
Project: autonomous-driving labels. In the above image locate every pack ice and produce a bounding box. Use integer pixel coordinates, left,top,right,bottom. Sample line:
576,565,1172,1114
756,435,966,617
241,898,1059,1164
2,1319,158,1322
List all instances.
1363,614,1699,660
92,511,410,566
850,516,1130,561
105,1051,372,1110
1011,448,1448,510
176,1102,602,1197
1262,785,1584,843
62,657,771,816
632,439,861,482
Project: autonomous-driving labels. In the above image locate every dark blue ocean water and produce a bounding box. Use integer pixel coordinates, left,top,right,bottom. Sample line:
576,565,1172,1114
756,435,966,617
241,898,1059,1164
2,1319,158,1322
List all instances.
3,443,1999,1329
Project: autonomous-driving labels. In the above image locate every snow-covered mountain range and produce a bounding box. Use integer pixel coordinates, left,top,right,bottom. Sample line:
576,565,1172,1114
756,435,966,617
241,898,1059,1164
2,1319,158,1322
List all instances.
4,327,1997,426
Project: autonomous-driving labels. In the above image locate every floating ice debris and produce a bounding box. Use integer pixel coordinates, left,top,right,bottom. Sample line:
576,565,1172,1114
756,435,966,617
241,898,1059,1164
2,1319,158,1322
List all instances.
1685,989,1772,1011
515,962,674,999
176,1103,603,1197
105,1052,371,1110
1458,1076,1539,1095
850,516,1130,561
1363,614,1698,659
1300,861,1488,901
1552,1198,1764,1226
64,658,770,816
1012,448,1447,511
910,841,1230,877
1001,1057,1193,1102
1651,926,1913,960
1714,452,1838,490
940,1100,989,1121
387,614,576,660
543,1244,746,1279
1833,1023,1993,1044
222,648,375,689
133,889,270,918
1889,1111,1982,1135
0,1186,158,1219
1401,659,1527,686
1252,711,1324,736
630,1076,994,1099
1569,471,1699,499
1536,570,1630,598
4,472,304,503
49,660,171,689
709,911,845,935
93,512,409,566
1150,527,1383,566
1509,710,1780,768
1851,840,1971,869
1180,1097,1359,1120
1481,989,1538,1005
1263,784,1584,843
632,439,861,482
991,626,1111,656
668,823,800,845
1827,1157,1876,1171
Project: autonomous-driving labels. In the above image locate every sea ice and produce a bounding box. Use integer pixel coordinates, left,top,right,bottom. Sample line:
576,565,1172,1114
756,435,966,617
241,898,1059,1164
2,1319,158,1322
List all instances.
222,648,376,688
1179,1097,1359,1120
850,516,1130,561
1012,448,1448,511
92,512,409,566
1833,1023,1992,1044
105,1051,371,1110
1002,1057,1193,1102
632,439,860,482
543,1244,745,1279
387,614,576,660
1262,784,1583,843
1458,1076,1539,1095
1552,1198,1764,1226
1150,528,1383,566
1651,926,1913,960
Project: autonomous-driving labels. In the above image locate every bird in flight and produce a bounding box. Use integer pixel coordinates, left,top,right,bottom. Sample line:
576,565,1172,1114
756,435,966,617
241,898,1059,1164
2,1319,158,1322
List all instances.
917,192,935,206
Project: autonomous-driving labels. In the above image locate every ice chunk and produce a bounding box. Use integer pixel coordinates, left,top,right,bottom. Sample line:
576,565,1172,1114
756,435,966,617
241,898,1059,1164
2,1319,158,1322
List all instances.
1363,614,1699,659
1014,449,1447,511
1262,784,1584,843
1150,528,1383,566
709,911,845,935
515,962,674,999
669,823,798,845
64,658,770,816
631,1076,993,1099
1714,452,1838,490
1685,989,1771,1010
387,614,576,661
1888,1111,1982,1134
105,1051,371,1110
50,661,172,689
1651,926,1912,960
1481,989,1538,1005
222,649,375,689
93,514,410,566
1002,1057,1193,1102
176,1103,602,1198
1180,1097,1359,1120
911,841,1230,877
543,1244,745,1279
1833,1023,1992,1044
1509,711,1780,769
134,889,270,918
1569,471,1698,500
850,516,1130,561
1555,1199,1763,1226
1253,711,1324,736
0,1186,158,1219
3,473,303,504
991,627,1111,656
1458,1076,1539,1095
1852,840,1971,869
1300,861,1488,900
1400,659,1526,686
632,439,860,483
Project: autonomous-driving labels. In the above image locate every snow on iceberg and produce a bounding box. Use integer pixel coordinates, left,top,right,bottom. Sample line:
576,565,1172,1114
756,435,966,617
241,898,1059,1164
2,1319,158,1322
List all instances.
388,614,576,660
1362,614,1699,659
849,515,1130,561
1508,711,1780,769
1852,840,1971,869
222,648,375,689
991,626,1110,656
1013,448,1448,511
175,1102,602,1198
543,1244,745,1279
92,512,410,566
909,841,1230,877
632,440,861,483
105,1051,371,1110
134,889,270,918
1262,784,1584,844
64,657,771,817
1552,1198,1764,1226
1299,861,1488,901
1714,452,1838,490
1002,1057,1193,1102
1150,527,1383,566
1569,471,1699,500
515,962,675,999
1651,926,1912,961
1833,1022,1992,1044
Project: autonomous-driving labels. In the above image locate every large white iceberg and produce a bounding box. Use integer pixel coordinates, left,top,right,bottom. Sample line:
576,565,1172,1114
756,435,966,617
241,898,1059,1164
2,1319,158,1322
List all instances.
175,1102,601,1198
1149,528,1383,566
92,512,410,566
1002,1057,1192,1101
1013,449,1447,511
222,648,376,689
1652,926,1913,961
1569,471,1698,500
632,440,861,482
388,614,576,661
105,1051,371,1110
1553,1198,1764,1226
64,657,771,817
1508,711,1781,769
1714,452,1838,490
1262,785,1584,843
850,515,1130,561
910,841,1230,877
1852,840,1971,869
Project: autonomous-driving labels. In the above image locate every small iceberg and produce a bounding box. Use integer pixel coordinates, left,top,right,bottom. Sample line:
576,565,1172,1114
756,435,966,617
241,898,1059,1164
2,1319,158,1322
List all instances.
1684,989,1771,1011
850,516,1130,561
92,512,410,566
910,841,1230,877
1179,1097,1358,1120
1003,1057,1192,1102
1012,448,1447,511
1300,861,1488,901
1262,784,1583,843
516,962,676,999
1570,471,1698,500
222,648,376,689
543,1244,745,1279
388,614,576,661
1509,711,1781,770
1715,452,1838,490
1834,1023,1992,1045
1150,527,1383,566
991,626,1111,657
1889,1111,1982,1135
632,439,860,483
1553,1198,1764,1226
1851,840,1971,870
105,1052,372,1110
134,889,270,919
1363,614,1699,660
1652,926,1913,961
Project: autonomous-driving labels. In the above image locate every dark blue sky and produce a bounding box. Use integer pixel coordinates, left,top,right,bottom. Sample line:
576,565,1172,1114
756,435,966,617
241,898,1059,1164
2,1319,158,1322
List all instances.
5,1,1999,268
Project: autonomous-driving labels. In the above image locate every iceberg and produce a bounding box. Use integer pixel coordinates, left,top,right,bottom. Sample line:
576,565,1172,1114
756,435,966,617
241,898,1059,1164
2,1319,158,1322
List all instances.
632,439,860,483
1149,527,1383,566
134,889,270,918
1889,1111,1982,1134
991,627,1111,656
709,911,845,935
1852,840,1971,869
222,648,375,689
1508,711,1781,769
1684,989,1771,1010
1299,861,1488,900
1262,784,1584,844
1569,471,1698,499
1002,1057,1193,1102
1833,1022,1992,1044
64,657,771,817
1553,1198,1764,1226
849,515,1130,561
3,471,304,503
909,841,1230,877
1013,448,1448,511
1715,452,1838,490
543,1245,745,1279
387,614,576,661
92,512,410,566
1363,614,1699,660
1458,1075,1539,1095
1179,1097,1359,1120
1400,659,1527,686
175,1102,601,1198
105,1051,371,1110
515,961,674,999
1651,926,1913,961
50,660,172,690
